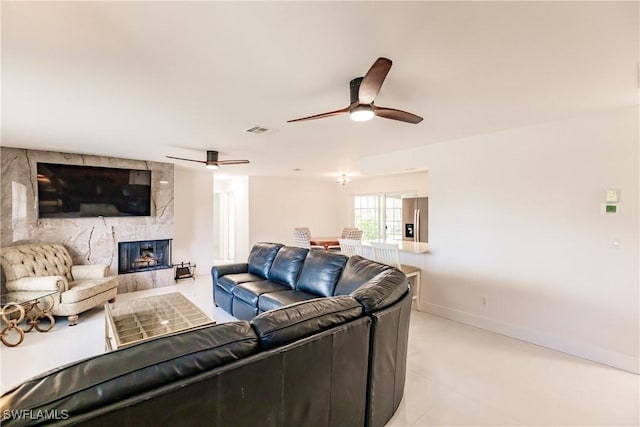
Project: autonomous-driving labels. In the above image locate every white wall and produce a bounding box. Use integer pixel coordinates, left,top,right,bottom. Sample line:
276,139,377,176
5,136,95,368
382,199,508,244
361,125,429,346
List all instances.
360,106,640,373
173,169,214,275
248,176,341,246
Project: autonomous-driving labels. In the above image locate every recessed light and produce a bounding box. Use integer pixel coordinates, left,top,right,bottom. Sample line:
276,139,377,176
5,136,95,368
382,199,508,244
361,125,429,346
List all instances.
159,180,169,184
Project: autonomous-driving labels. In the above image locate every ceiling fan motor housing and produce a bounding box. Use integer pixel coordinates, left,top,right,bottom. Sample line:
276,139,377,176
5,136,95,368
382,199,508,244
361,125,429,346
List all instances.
206,150,219,165
350,77,364,104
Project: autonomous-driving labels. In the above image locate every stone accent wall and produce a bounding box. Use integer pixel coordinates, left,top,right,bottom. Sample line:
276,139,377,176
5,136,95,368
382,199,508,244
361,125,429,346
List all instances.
0,147,175,293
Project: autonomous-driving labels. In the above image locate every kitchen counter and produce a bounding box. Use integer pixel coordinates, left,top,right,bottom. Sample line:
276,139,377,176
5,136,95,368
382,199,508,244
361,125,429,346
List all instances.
362,240,429,254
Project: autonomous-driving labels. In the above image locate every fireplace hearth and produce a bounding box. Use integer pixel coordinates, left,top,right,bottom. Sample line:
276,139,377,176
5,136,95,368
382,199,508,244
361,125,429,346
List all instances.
118,239,172,274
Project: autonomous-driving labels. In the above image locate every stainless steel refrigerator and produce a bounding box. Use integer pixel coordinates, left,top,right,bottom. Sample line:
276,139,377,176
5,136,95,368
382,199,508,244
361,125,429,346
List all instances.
402,197,428,242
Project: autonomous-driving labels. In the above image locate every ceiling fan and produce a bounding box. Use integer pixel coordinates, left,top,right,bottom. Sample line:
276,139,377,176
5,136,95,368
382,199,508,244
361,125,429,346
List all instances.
166,150,249,170
287,57,423,124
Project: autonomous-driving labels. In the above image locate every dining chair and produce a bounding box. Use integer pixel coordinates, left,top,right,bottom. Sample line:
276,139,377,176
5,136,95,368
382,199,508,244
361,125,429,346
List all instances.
343,229,363,240
338,239,363,257
370,242,421,311
328,227,361,251
293,228,311,248
340,227,359,238
293,227,323,250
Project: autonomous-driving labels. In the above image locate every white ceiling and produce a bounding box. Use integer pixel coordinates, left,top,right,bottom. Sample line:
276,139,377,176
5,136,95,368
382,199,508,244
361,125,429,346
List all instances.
2,1,637,179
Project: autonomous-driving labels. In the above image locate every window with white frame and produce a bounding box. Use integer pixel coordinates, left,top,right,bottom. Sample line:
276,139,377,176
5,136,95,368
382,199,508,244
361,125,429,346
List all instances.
354,193,415,241
354,194,384,240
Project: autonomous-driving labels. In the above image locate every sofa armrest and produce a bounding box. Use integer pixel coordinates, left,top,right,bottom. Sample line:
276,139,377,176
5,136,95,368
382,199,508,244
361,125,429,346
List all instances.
5,276,68,292
71,264,109,280
211,263,249,278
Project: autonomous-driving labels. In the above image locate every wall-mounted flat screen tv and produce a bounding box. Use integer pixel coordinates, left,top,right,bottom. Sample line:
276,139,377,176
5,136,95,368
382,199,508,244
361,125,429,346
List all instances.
36,163,152,218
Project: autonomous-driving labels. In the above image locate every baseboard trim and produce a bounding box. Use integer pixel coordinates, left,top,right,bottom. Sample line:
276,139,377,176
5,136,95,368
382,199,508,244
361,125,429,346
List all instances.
421,302,639,375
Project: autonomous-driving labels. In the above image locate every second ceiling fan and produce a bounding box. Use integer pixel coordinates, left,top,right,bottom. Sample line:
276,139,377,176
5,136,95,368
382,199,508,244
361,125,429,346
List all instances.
287,57,423,124
166,150,249,170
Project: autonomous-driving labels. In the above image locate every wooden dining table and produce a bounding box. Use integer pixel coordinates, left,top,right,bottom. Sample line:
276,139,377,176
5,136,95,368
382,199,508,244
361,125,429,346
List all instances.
309,237,340,251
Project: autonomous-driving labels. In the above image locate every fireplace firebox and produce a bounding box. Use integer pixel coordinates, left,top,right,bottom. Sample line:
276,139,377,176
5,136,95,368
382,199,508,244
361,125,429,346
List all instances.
118,239,172,274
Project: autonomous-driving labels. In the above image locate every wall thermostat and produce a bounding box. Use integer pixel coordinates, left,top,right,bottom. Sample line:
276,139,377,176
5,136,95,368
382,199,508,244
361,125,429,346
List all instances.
601,202,622,215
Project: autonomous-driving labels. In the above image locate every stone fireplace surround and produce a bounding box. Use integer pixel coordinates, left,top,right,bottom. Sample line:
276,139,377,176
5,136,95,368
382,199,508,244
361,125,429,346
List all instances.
0,147,175,293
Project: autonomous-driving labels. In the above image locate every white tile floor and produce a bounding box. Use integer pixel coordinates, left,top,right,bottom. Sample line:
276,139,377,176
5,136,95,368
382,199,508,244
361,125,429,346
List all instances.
1,275,638,426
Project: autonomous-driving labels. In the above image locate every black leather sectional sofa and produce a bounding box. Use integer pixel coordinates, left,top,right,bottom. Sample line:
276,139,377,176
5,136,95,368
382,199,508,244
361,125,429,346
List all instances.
1,242,411,427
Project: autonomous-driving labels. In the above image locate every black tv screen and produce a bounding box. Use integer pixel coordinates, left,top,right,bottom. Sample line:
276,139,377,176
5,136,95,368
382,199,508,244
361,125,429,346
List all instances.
36,163,151,218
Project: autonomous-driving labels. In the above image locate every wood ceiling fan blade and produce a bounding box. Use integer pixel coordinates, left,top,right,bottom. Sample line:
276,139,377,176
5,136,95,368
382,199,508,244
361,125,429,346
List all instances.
216,160,250,165
287,106,350,123
373,106,423,124
166,155,206,164
358,57,392,104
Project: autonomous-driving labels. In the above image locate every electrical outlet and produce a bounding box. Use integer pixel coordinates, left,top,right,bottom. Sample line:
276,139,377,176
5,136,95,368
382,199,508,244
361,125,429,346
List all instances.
481,296,489,308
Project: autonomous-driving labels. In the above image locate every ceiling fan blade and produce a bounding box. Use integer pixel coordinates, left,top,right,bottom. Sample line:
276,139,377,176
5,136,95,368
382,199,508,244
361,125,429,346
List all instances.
358,57,392,104
373,106,423,124
287,106,350,123
166,155,206,164
216,160,250,165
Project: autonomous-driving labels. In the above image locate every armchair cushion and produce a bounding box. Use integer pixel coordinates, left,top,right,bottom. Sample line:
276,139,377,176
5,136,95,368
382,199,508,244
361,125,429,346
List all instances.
71,264,109,280
5,276,68,292
0,243,73,281
62,278,119,304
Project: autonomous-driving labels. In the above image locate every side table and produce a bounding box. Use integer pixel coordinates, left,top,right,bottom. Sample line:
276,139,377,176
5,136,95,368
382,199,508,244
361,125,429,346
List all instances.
0,291,57,347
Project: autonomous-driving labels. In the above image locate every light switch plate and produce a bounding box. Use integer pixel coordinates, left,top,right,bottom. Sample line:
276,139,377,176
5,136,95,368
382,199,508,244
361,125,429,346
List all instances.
606,189,620,202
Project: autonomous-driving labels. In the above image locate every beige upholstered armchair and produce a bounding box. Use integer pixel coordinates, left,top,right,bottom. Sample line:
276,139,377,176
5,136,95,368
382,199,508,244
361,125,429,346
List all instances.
0,242,118,325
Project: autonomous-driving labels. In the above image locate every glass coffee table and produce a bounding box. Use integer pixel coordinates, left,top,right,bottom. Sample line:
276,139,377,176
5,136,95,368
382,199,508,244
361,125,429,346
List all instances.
105,292,216,351
0,291,57,347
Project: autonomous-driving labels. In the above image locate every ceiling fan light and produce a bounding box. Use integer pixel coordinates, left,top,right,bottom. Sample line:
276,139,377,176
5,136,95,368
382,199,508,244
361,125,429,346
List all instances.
206,164,219,170
350,105,374,122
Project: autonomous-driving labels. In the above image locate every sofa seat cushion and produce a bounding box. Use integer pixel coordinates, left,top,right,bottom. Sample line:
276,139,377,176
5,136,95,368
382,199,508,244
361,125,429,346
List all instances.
334,255,392,296
233,280,291,306
247,242,283,278
217,273,265,294
267,246,309,288
2,321,259,416
61,277,118,304
251,296,363,350
258,289,318,313
295,251,348,297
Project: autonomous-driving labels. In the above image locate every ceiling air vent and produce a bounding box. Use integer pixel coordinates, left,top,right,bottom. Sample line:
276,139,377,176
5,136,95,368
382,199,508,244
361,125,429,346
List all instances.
244,125,270,134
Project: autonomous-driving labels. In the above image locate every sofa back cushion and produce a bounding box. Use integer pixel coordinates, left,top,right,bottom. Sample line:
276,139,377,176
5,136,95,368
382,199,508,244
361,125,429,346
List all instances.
250,296,363,350
0,243,74,281
247,242,283,278
267,246,309,288
296,251,348,297
351,268,409,313
333,255,392,296
1,322,259,416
